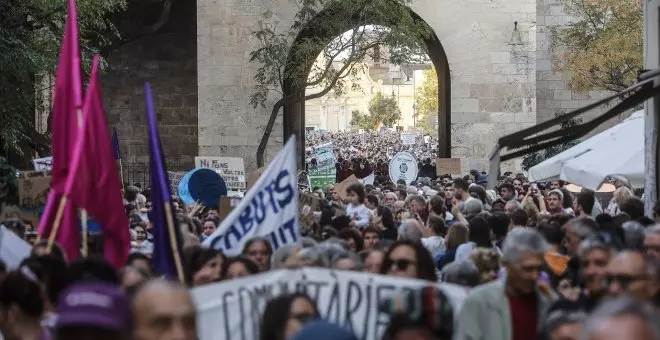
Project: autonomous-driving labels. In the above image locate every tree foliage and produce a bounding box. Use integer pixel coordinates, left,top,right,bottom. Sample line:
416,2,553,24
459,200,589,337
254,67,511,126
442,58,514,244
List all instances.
351,91,401,130
0,0,126,161
521,112,584,171
414,67,438,136
0,156,18,205
552,0,643,93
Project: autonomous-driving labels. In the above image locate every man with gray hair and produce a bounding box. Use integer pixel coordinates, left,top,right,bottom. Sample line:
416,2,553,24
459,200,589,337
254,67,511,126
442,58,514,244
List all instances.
581,297,660,340
398,219,424,243
442,260,479,288
644,225,660,260
454,228,552,340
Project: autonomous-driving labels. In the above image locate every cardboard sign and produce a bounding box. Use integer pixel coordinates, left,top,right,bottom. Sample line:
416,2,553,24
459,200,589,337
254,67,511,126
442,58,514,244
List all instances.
33,157,53,171
18,171,51,209
436,158,462,176
167,171,185,197
246,167,266,192
195,157,246,191
334,175,360,200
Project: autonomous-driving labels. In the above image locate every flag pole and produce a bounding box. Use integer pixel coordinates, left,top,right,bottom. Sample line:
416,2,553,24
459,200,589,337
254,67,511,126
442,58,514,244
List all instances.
80,209,88,257
119,158,125,190
163,200,185,283
46,195,69,253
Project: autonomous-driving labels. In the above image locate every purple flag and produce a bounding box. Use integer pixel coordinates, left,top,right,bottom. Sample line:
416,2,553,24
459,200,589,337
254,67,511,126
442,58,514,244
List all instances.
145,83,184,280
111,127,121,160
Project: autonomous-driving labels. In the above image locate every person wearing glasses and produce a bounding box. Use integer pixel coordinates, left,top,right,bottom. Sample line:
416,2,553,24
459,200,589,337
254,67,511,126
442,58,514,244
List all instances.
605,250,660,306
380,240,437,281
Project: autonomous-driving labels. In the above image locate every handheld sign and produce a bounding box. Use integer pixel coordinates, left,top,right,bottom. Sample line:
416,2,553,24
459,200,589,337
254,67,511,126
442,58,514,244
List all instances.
389,152,418,185
202,137,299,256
178,168,227,207
195,157,246,192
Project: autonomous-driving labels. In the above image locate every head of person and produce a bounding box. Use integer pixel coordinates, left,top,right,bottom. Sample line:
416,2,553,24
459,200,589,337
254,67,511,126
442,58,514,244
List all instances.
362,227,381,250
428,195,446,217
0,267,45,339
565,217,598,255
452,179,469,201
605,250,660,301
622,221,646,251
408,195,427,216
575,191,596,216
488,212,511,243
581,297,660,340
444,182,455,200
132,279,197,340
360,249,385,274
365,194,379,210
31,240,66,262
512,178,524,194
187,247,225,286
337,228,364,252
551,180,565,190
384,192,398,207
55,282,134,340
126,252,153,275
202,218,217,237
644,225,660,260
442,260,480,287
543,309,585,340
469,248,501,284
501,228,549,295
260,293,320,340
579,237,614,299
498,183,516,201
445,223,470,251
119,266,150,296
220,257,260,281
397,219,424,244
331,251,363,271
509,208,529,227
462,197,484,216
242,237,273,272
547,190,564,211
381,240,437,281
346,183,366,206
468,217,492,248
425,215,446,238
619,197,645,220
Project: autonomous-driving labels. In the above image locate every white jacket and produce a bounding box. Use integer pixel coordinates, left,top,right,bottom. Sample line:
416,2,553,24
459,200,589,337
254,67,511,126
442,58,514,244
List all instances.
346,203,372,229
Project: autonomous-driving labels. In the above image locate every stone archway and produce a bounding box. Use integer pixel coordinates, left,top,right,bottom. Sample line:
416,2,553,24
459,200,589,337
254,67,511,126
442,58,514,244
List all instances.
280,8,451,166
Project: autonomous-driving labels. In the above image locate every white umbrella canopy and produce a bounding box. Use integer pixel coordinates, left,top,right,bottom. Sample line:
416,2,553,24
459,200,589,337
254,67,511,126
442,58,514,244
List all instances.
528,110,645,190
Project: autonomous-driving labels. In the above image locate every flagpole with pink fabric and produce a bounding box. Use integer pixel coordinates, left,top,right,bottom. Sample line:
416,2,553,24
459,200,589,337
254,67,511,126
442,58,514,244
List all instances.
37,0,84,261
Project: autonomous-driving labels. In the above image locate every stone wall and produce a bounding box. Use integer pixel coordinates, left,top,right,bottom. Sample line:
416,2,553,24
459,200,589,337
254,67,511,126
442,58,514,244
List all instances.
103,0,198,173
197,0,538,173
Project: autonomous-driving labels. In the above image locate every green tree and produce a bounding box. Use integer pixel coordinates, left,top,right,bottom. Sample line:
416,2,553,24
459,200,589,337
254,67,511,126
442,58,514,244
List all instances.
521,111,584,171
349,110,373,131
414,67,438,136
0,0,127,164
552,0,643,93
0,156,18,205
249,0,433,166
368,91,401,127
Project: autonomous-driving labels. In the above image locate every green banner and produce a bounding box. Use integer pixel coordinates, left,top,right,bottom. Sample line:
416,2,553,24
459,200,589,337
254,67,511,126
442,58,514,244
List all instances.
308,168,336,188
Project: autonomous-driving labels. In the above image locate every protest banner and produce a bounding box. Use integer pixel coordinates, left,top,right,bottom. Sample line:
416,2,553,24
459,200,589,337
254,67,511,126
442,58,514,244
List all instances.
192,267,467,340
195,157,246,192
32,157,53,171
314,143,336,171
18,171,51,209
308,168,336,188
334,175,360,200
401,133,416,145
0,224,32,269
202,137,299,256
435,158,462,176
388,152,418,185
167,171,185,197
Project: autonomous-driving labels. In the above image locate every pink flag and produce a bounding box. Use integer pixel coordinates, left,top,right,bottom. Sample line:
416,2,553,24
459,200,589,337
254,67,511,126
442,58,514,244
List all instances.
65,55,130,269
37,0,83,262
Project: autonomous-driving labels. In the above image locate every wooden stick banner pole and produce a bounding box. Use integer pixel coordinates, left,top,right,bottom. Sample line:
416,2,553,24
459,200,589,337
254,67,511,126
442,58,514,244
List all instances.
47,195,69,254
80,209,88,257
164,200,185,283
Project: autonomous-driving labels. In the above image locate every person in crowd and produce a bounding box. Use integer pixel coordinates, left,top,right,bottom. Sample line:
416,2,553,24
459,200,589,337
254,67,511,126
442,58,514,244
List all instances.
422,215,446,254
622,221,646,250
605,250,660,303
260,293,320,340
455,217,496,262
125,252,153,275
220,257,260,280
372,206,398,240
0,267,51,340
119,266,150,296
442,260,480,287
542,309,585,340
54,282,134,340
575,191,597,217
509,208,529,229
397,219,424,244
361,227,380,250
547,190,566,215
360,249,385,274
454,228,552,340
242,237,273,272
132,280,197,340
619,197,645,220
644,225,660,260
581,297,660,340
573,237,613,311
498,183,516,202
435,223,469,272
365,194,379,210
452,179,469,204
469,248,501,284
345,183,372,229
407,195,429,225
271,244,302,269
331,251,363,271
337,228,364,252
200,218,217,242
187,247,224,287
383,192,398,207
131,224,154,255
381,240,437,281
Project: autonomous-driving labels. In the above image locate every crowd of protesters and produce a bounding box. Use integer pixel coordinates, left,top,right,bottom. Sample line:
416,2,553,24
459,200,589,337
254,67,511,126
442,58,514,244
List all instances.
2,142,660,339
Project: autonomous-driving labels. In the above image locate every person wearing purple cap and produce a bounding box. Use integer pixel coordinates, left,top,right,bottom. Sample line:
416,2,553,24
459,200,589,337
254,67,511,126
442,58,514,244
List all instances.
54,282,133,340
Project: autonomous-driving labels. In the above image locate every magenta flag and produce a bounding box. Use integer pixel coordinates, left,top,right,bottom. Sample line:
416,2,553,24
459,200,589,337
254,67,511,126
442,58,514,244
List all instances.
38,0,84,261
64,55,130,269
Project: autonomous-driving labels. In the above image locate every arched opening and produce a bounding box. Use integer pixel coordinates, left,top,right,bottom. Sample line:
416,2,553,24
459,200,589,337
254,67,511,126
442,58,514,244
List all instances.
281,6,450,166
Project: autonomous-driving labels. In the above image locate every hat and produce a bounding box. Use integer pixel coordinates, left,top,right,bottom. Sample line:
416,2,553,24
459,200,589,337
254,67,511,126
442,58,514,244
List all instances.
56,282,133,331
476,174,488,184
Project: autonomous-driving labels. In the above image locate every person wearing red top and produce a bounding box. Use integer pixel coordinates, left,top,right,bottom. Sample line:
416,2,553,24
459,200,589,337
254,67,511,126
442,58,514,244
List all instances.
454,228,554,340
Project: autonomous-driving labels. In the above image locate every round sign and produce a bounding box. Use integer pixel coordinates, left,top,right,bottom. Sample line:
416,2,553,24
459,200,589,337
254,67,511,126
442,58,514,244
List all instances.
178,168,227,206
389,152,419,185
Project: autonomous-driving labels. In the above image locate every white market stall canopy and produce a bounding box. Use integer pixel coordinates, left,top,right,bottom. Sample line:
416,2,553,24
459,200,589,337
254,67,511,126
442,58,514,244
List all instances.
528,110,644,190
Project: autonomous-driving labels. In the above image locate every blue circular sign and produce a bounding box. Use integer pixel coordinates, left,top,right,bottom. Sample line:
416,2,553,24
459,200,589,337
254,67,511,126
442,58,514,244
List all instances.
178,168,227,206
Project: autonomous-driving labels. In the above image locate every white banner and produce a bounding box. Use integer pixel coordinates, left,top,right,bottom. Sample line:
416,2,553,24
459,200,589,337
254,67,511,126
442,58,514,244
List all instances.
0,225,32,269
202,137,299,256
360,173,375,185
314,143,336,171
193,268,467,340
33,157,53,171
194,157,246,191
389,152,419,185
401,133,416,145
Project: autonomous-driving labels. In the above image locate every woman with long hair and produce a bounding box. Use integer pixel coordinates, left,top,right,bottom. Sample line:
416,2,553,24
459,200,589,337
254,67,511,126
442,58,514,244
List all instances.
260,293,320,340
381,240,437,281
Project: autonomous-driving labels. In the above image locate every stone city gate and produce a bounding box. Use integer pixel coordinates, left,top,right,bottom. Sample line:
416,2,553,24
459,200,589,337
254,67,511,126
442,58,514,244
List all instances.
197,0,537,172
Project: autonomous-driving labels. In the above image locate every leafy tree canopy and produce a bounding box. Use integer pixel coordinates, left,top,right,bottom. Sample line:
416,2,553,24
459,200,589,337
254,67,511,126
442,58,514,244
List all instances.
521,111,584,171
351,91,401,130
414,67,438,136
552,0,643,93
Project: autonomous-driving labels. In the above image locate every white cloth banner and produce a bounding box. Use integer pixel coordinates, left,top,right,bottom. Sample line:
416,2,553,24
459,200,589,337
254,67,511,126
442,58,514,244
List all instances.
202,137,299,256
194,156,247,191
0,225,32,269
192,268,467,340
